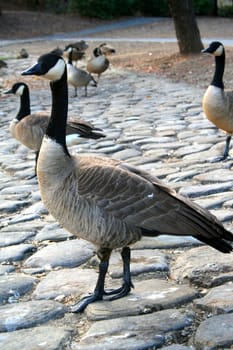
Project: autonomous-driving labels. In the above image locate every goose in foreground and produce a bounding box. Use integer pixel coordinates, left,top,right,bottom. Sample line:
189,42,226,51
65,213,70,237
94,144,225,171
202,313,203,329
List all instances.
67,48,97,97
87,47,110,82
4,82,105,176
22,53,233,313
202,41,233,160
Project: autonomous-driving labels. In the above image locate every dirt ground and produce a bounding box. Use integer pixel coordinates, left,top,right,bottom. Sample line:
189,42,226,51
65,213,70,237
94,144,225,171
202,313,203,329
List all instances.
1,10,233,89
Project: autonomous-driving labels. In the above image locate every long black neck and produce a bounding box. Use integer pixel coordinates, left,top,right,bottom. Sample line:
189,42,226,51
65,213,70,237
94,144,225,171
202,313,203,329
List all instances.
17,86,31,120
211,50,225,89
46,67,70,156
68,50,73,65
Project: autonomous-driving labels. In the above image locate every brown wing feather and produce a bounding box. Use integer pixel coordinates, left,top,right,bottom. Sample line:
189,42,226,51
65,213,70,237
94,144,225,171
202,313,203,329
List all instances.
76,156,233,251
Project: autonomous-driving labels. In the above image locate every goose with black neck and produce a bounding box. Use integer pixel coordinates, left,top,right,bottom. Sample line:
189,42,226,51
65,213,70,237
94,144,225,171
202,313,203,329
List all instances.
22,52,233,313
202,41,233,161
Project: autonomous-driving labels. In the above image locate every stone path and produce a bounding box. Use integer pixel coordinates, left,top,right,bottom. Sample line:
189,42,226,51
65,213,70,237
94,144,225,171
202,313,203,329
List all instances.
1,54,233,350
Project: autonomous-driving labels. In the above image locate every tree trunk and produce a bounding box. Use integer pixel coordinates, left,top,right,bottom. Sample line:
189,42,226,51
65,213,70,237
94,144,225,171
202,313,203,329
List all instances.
168,0,204,55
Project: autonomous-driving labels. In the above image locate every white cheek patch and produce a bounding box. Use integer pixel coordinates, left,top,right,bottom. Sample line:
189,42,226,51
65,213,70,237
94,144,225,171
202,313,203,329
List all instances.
44,59,65,80
15,85,25,96
214,45,224,56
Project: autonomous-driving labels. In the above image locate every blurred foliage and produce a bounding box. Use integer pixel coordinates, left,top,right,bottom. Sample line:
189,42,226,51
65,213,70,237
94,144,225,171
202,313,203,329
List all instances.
218,5,233,17
0,0,232,18
193,0,216,15
69,0,169,18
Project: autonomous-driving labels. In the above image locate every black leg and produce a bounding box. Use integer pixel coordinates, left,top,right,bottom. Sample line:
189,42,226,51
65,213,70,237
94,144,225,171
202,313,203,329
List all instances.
69,248,111,313
26,151,38,180
223,135,232,160
104,246,134,299
209,135,232,162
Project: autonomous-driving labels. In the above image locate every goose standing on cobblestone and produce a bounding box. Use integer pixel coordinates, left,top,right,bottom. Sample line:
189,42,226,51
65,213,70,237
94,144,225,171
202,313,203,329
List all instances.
87,47,110,82
67,47,97,97
22,52,233,312
202,41,233,160
4,82,105,176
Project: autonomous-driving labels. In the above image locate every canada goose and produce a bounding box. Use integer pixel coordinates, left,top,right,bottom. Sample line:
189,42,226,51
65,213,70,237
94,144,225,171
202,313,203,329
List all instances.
87,47,110,81
64,40,88,66
4,82,105,176
65,40,89,52
202,41,233,160
99,42,116,56
63,47,85,66
17,48,29,59
67,48,97,97
22,53,233,313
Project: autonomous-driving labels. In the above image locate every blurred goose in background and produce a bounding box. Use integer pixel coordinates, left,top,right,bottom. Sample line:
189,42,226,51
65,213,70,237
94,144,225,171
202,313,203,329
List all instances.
99,42,116,56
87,47,110,82
63,40,88,66
4,82,105,176
67,47,97,97
22,52,233,312
65,40,89,52
202,41,233,160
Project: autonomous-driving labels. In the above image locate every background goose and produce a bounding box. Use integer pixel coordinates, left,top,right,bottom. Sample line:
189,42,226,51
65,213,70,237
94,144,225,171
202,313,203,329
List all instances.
63,47,85,66
99,42,116,56
87,47,110,81
202,41,233,160
4,82,105,176
67,47,97,97
22,53,233,313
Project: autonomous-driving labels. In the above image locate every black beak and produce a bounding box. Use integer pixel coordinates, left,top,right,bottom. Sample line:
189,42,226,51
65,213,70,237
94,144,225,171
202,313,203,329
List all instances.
3,88,13,94
22,62,42,76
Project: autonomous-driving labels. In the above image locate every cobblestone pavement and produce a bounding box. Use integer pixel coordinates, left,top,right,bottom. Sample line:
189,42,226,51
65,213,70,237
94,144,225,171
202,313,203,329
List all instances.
1,52,233,350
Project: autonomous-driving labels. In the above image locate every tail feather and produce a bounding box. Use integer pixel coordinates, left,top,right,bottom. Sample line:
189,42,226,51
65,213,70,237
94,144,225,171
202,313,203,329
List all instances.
66,122,105,140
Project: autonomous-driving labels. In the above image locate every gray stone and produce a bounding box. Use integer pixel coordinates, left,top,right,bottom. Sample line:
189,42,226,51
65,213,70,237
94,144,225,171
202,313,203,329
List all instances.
108,249,169,278
0,265,15,275
0,231,35,247
0,184,37,195
78,309,194,348
0,300,66,332
0,200,29,213
194,191,233,210
194,282,233,314
32,267,98,300
86,279,198,321
0,244,34,263
179,182,233,198
0,273,37,303
0,326,72,350
162,346,195,350
194,169,233,183
194,313,233,350
111,148,141,160
132,235,200,250
171,246,233,287
35,223,74,242
72,336,164,350
24,239,94,269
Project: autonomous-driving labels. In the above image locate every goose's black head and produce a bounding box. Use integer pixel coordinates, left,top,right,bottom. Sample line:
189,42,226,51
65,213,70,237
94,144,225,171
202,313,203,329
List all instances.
4,82,28,96
22,53,66,81
93,47,102,57
201,41,224,56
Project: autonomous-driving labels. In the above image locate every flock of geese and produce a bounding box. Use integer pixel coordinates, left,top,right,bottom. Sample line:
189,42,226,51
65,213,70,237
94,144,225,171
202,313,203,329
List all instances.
3,40,233,312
